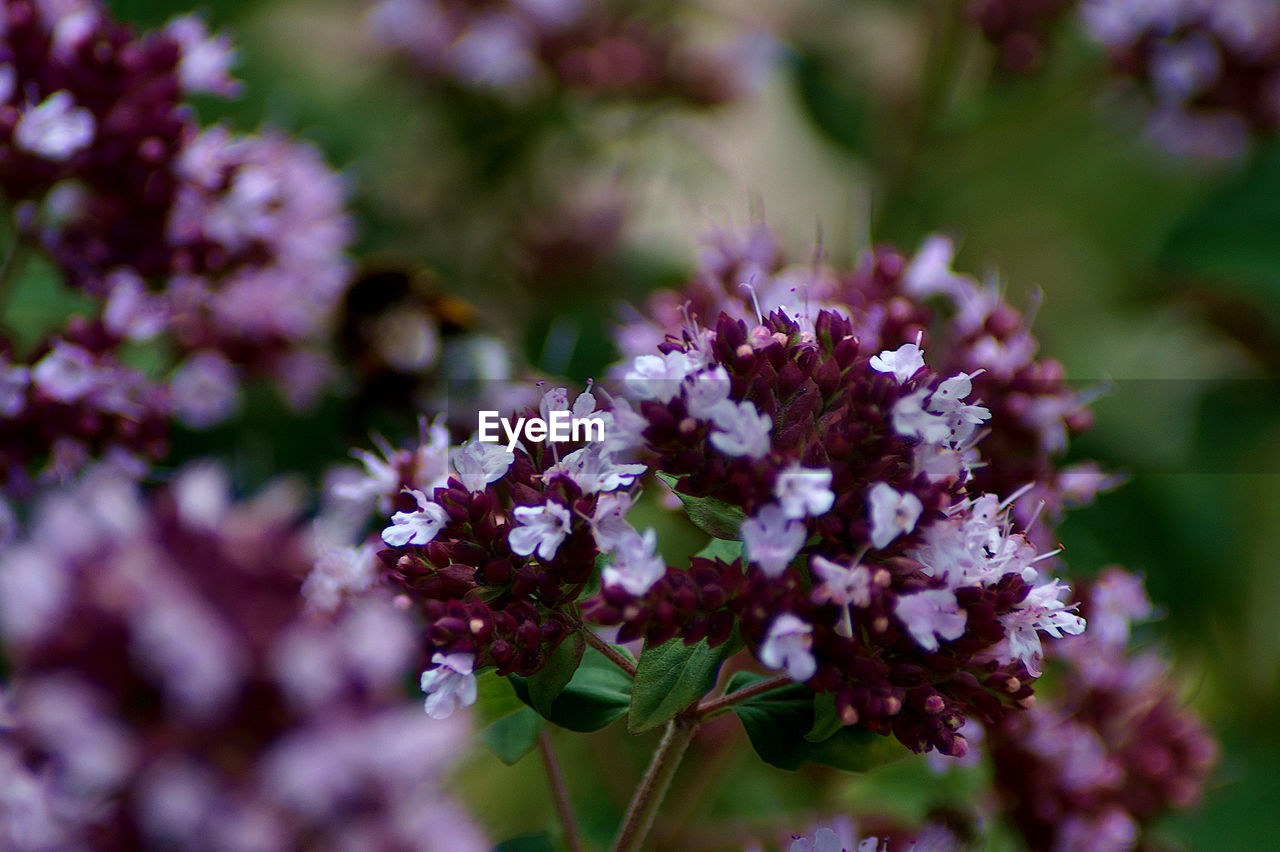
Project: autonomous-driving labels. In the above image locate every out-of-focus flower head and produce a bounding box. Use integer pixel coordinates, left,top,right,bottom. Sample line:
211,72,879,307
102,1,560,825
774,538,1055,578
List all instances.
1081,0,1280,158
970,0,1078,71
987,568,1218,852
368,0,775,105
0,463,487,850
0,0,355,497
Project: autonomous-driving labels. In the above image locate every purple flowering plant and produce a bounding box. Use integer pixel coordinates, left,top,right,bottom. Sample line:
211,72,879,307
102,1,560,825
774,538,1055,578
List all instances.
0,0,1255,849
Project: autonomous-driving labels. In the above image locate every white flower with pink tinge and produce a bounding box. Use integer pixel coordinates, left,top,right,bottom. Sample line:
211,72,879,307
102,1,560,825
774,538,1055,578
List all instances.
508,501,572,561
741,503,806,577
895,588,967,652
774,463,835,519
420,653,477,719
869,341,925,384
759,614,816,682
867,482,923,550
452,439,514,493
381,490,448,547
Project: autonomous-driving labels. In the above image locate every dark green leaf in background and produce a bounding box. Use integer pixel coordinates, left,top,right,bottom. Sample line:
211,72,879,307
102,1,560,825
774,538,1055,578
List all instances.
657,472,746,540
480,706,544,765
510,647,632,732
525,631,585,716
726,672,906,773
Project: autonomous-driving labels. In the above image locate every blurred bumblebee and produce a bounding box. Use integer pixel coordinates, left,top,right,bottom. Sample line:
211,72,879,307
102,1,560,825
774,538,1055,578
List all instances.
335,262,523,434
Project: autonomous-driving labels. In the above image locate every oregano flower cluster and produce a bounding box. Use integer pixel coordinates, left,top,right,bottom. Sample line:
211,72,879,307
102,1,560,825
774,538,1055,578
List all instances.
0,464,486,850
367,232,1102,759
0,0,352,500
369,0,768,105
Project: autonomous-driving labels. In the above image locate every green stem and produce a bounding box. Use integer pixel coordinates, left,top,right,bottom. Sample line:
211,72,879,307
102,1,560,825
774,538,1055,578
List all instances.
538,728,585,852
611,718,698,852
581,626,637,679
872,0,966,238
694,675,790,719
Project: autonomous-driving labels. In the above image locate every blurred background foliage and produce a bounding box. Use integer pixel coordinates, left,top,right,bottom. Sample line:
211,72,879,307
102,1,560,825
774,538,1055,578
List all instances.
47,0,1277,847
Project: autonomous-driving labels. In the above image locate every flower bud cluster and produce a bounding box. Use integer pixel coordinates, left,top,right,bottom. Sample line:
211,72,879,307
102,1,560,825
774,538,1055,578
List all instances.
0,464,485,850
0,320,168,499
0,0,353,493
592,246,1093,755
1081,0,1280,159
366,385,652,716
987,569,1218,851
369,0,769,105
618,227,1106,541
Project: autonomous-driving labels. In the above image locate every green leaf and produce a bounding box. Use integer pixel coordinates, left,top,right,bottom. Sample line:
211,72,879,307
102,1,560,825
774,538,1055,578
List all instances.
805,692,844,743
694,538,743,563
726,672,906,773
657,472,746,540
1160,143,1280,296
479,706,543,765
473,671,526,728
524,631,584,716
629,638,733,733
510,647,633,732
789,51,870,157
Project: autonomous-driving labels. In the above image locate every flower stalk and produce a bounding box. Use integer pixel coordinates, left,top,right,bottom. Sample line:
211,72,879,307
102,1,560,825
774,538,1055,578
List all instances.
539,729,585,852
612,717,699,852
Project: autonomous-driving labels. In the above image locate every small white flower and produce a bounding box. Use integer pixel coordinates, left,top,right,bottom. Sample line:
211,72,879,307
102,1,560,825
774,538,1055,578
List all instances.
891,390,952,444
741,503,806,577
588,493,638,554
895,588,967,651
538,386,570,421
0,356,31,418
171,351,242,428
420,653,477,719
509,501,572,561
708,399,771,458
302,541,377,612
165,15,240,97
32,342,97,403
869,342,925,384
601,528,666,596
14,91,95,161
683,366,732,419
572,387,599,418
758,614,816,682
545,445,646,494
601,397,648,455
867,483,923,549
810,555,872,608
452,439,514,492
103,271,166,341
381,490,448,547
624,351,696,403
773,463,835,519
334,444,398,507
999,579,1085,676
903,234,967,299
